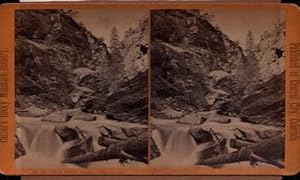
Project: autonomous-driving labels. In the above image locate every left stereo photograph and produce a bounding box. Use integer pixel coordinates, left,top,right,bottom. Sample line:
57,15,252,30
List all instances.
15,9,150,168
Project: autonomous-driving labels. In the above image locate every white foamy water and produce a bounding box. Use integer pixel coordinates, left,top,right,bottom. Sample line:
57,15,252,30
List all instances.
151,121,200,167
151,111,282,167
16,114,147,168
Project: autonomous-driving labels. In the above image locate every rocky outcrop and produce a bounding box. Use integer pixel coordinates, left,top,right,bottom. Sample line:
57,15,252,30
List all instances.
15,10,148,124
256,23,285,82
15,10,109,111
151,10,285,126
104,71,148,123
121,17,149,79
240,72,285,126
151,10,246,118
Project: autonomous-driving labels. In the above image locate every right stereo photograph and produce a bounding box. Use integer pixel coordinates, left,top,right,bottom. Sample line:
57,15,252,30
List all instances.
150,9,285,168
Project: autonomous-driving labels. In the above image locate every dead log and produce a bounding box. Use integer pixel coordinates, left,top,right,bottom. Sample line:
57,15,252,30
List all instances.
209,118,231,124
199,134,284,168
196,138,227,163
63,136,94,160
189,128,213,144
230,139,254,150
63,132,148,164
121,127,147,137
70,115,97,121
234,128,258,143
98,136,123,147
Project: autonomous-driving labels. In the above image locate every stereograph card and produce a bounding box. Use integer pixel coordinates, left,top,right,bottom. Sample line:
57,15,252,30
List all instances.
0,2,299,175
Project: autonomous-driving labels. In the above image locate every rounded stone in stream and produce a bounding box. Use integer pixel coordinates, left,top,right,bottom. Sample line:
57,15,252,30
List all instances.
62,136,93,162
121,127,147,137
70,115,97,121
177,112,207,125
155,107,185,119
97,125,128,140
189,128,214,144
55,126,79,142
42,111,72,123
15,135,26,159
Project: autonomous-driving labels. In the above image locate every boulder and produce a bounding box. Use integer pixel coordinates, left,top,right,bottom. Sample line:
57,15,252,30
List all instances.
55,126,79,142
150,137,161,160
154,107,184,119
97,126,110,136
177,113,207,125
105,71,148,124
16,105,49,117
189,128,214,144
70,114,97,121
42,111,72,123
62,136,93,161
62,108,83,117
15,135,26,159
208,118,231,124
121,127,148,137
233,128,283,143
97,125,128,140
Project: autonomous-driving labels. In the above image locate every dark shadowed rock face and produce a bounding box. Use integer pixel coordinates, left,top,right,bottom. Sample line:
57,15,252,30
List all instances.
55,126,80,142
151,10,245,118
15,135,26,159
105,71,148,124
151,41,210,114
15,10,108,111
241,72,285,126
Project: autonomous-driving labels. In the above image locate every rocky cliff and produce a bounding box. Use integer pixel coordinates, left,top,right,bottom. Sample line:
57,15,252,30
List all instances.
15,10,148,123
151,10,246,115
120,17,149,79
256,23,285,82
240,23,285,126
15,10,108,110
151,10,285,126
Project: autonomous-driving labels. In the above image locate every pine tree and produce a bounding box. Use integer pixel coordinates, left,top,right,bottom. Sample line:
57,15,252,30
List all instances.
125,27,133,37
245,30,255,55
242,30,261,91
110,26,120,49
108,27,124,78
62,9,78,18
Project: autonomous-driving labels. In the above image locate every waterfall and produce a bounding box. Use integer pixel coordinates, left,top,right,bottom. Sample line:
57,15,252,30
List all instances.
152,124,199,167
17,124,64,158
16,124,69,168
28,125,63,157
16,126,37,151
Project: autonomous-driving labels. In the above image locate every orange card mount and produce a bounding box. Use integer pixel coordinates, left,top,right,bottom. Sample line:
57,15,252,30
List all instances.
0,2,299,175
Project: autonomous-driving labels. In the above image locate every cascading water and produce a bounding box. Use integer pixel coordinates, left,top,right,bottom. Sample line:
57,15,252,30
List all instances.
29,125,63,157
15,116,148,168
16,124,71,168
151,123,200,167
16,125,37,151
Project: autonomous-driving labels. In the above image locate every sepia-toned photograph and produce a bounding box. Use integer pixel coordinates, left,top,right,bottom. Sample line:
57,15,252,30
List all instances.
150,9,285,168
14,9,149,168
